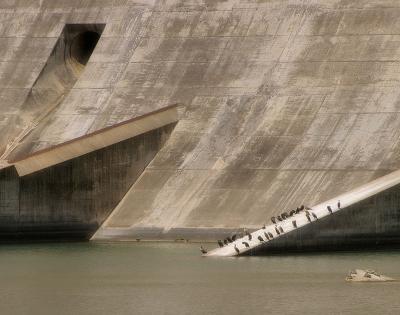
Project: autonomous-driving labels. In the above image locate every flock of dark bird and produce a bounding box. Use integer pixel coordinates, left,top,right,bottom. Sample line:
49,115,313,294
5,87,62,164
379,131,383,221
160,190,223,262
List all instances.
200,201,341,255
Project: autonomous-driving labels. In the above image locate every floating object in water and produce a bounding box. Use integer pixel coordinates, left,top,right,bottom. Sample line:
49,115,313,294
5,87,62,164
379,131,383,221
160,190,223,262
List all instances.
346,269,395,282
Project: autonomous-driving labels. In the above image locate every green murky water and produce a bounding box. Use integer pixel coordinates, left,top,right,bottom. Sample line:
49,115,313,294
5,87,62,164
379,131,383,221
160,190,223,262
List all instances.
0,242,399,315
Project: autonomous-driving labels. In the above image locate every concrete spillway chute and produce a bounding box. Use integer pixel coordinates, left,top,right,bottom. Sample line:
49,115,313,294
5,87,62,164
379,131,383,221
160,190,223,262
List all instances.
205,169,400,257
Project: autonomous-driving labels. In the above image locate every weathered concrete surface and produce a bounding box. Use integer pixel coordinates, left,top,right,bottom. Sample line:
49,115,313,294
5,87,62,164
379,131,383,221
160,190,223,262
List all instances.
249,183,400,253
206,169,400,256
2,1,400,242
0,125,174,240
11,105,178,176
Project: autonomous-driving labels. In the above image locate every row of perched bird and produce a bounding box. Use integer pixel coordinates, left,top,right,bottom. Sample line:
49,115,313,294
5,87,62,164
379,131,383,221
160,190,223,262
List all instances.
200,200,342,255
270,204,310,224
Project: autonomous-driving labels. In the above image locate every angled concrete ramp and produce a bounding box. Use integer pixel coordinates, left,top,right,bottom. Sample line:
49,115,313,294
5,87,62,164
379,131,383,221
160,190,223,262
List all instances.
206,169,400,256
9,105,179,176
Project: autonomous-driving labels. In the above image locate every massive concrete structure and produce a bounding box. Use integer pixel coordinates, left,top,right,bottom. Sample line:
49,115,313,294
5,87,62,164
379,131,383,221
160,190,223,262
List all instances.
1,0,400,247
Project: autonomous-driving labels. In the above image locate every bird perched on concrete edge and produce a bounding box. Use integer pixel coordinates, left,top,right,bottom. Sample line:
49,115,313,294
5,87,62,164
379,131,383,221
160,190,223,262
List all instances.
312,212,318,220
246,231,252,241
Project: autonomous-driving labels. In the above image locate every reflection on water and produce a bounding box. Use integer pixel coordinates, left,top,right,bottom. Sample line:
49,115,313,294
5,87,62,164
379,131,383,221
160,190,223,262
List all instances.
0,242,399,315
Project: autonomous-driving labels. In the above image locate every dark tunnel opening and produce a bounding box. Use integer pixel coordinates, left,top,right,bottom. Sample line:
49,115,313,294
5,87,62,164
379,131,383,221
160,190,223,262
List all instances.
70,31,101,65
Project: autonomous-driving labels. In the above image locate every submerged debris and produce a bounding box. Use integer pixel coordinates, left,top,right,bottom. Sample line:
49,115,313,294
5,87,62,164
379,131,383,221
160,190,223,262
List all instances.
346,269,395,282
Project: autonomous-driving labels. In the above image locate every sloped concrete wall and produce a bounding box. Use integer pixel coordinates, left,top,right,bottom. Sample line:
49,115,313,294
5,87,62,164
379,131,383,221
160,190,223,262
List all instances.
3,1,400,240
0,125,174,240
247,183,400,253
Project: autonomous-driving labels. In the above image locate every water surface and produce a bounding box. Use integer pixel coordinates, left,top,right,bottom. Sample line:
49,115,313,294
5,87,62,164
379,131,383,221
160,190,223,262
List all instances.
1,242,399,315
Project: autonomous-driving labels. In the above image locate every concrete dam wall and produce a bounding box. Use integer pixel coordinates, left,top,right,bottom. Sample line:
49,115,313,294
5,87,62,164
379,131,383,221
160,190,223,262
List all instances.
0,124,175,240
1,0,400,247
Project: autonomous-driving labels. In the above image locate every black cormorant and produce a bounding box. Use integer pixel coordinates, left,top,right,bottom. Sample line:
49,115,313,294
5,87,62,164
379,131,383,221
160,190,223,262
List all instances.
338,200,341,209
224,239,228,245
327,205,333,214
292,220,297,228
234,245,240,254
312,212,318,220
218,240,224,247
306,214,312,223
258,235,264,242
246,231,252,241
242,241,250,248
227,237,233,243
290,210,296,216
268,232,274,238
200,246,207,254
275,226,280,235
232,234,237,241
271,217,276,224
277,215,283,221
264,232,270,240
279,226,284,233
